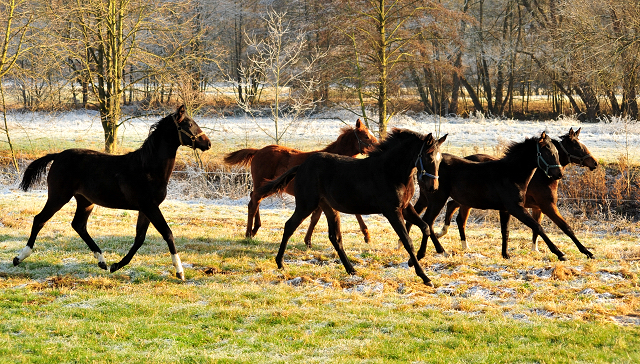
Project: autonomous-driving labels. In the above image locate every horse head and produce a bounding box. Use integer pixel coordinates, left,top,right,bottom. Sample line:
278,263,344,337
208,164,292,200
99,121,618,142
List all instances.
353,119,379,154
417,133,447,192
173,105,211,151
559,127,597,171
537,131,563,180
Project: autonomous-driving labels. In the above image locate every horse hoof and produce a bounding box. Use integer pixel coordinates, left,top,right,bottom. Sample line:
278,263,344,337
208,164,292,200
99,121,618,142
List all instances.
109,264,119,273
12,257,20,266
502,254,511,259
98,262,108,270
559,256,567,261
304,241,312,249
176,272,185,281
423,280,434,287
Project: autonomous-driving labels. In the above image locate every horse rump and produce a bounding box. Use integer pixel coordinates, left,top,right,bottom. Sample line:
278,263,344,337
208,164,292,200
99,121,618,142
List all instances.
19,153,58,191
223,148,259,167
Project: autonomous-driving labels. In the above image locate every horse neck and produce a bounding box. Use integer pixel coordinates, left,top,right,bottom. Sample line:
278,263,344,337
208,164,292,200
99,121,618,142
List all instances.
322,132,359,156
379,142,421,185
553,139,571,167
137,129,180,181
502,139,540,183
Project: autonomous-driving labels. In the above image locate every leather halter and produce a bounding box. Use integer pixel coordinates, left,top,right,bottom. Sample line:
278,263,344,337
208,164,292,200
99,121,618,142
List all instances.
173,115,205,149
415,141,439,181
558,139,591,166
536,142,562,178
353,128,374,154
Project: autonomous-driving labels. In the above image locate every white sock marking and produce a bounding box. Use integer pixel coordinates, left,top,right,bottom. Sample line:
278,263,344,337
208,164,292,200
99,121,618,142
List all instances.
461,240,468,250
93,252,106,265
17,246,32,262
172,254,184,274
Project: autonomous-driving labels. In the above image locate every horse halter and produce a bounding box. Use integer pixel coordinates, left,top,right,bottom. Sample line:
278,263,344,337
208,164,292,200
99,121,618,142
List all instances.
415,141,439,181
173,116,205,149
558,139,591,167
353,129,373,154
536,142,562,178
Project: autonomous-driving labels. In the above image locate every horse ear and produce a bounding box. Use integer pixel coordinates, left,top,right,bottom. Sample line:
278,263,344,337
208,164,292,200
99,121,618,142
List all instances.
355,119,364,129
568,127,575,137
176,105,186,121
437,134,448,146
575,127,581,137
539,131,547,142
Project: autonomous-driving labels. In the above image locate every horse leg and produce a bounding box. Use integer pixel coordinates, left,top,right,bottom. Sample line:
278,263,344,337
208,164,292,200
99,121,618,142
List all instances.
319,202,356,275
416,194,449,262
14,194,71,266
246,191,262,238
355,214,370,244
276,207,315,270
537,202,594,259
304,207,323,248
398,193,429,250
384,208,433,287
499,210,512,259
109,212,152,274
71,195,107,270
530,207,543,252
437,200,460,238
456,205,472,250
506,204,566,261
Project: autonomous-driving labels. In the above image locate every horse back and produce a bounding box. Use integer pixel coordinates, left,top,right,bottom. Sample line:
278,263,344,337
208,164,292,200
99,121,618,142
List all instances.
47,149,163,209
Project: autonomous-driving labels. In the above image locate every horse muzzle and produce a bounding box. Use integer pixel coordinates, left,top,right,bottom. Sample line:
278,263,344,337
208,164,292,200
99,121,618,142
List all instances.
548,167,563,180
195,136,212,151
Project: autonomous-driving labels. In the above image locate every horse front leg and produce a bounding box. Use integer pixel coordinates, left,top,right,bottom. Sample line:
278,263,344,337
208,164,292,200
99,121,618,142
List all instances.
276,208,314,270
538,202,594,259
456,205,472,250
320,202,355,275
110,212,152,274
506,203,566,261
498,210,512,259
384,209,433,287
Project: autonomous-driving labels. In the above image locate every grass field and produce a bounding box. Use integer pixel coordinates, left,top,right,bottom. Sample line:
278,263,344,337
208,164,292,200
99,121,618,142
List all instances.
1,191,639,363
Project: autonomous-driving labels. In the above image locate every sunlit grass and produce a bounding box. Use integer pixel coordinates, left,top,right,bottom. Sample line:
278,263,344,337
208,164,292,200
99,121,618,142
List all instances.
0,192,639,362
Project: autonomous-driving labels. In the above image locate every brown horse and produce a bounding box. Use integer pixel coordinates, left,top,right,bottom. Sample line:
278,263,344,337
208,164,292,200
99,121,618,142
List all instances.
258,129,447,286
14,105,211,280
223,119,378,246
408,132,567,262
432,128,597,257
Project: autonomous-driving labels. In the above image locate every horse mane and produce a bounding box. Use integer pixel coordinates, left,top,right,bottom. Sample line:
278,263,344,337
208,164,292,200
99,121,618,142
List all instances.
502,136,539,162
136,112,176,168
322,125,356,151
367,128,426,158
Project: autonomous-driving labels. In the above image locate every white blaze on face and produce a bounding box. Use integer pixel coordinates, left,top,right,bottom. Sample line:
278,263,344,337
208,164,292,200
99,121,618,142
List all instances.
172,254,184,274
17,246,32,262
436,152,442,162
93,252,106,265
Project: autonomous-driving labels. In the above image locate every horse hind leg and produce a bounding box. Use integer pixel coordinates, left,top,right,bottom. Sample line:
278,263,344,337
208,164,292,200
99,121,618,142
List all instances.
355,214,370,244
304,207,323,248
456,205,472,250
437,200,461,238
71,195,106,270
320,201,355,275
14,193,72,266
530,207,543,252
246,190,262,238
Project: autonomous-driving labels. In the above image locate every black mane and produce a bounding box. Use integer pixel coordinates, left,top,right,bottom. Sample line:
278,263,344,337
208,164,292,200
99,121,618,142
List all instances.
368,128,428,158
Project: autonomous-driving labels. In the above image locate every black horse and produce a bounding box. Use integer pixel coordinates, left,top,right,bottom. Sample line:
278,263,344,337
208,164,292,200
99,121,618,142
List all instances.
409,132,566,262
433,128,598,258
258,129,447,286
14,105,211,280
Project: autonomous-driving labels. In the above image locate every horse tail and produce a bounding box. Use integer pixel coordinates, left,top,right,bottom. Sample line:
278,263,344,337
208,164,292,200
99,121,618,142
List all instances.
20,153,58,191
223,148,259,167
257,166,299,197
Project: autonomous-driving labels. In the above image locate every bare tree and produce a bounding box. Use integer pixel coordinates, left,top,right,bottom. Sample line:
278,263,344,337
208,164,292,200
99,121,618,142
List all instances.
235,10,324,145
0,0,34,172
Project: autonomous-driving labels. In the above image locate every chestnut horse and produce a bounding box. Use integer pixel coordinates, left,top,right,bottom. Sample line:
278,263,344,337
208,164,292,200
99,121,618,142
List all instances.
223,119,378,245
408,132,567,262
432,128,597,258
258,130,447,286
14,106,211,280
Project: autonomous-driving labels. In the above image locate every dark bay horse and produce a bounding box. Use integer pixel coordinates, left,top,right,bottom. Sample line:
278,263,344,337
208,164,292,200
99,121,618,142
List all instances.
224,119,378,246
409,132,566,262
14,105,211,280
433,128,597,258
258,129,447,286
